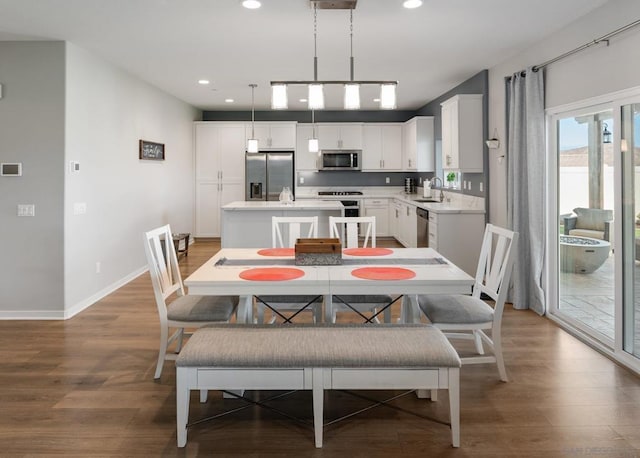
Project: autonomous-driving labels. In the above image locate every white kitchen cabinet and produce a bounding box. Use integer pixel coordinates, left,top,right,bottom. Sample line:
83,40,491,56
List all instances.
195,181,244,237
428,211,485,276
440,94,483,172
295,124,320,170
394,200,417,247
317,123,363,149
194,122,246,236
362,124,402,171
402,116,435,171
245,122,296,150
363,198,390,236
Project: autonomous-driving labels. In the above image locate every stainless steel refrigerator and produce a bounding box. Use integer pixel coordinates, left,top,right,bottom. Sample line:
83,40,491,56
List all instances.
245,151,295,201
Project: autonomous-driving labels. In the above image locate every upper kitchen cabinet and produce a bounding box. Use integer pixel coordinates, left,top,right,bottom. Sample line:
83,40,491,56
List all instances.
295,124,320,171
402,116,435,171
195,122,245,182
440,94,483,172
362,124,402,171
245,122,296,150
317,123,363,150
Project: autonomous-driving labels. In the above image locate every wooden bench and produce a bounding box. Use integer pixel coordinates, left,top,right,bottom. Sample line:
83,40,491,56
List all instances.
176,324,461,448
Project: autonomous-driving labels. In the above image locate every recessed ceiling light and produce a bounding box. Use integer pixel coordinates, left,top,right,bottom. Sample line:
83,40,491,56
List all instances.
299,98,308,102
242,0,261,9
403,0,423,8
198,79,210,85
225,98,234,103
373,98,381,102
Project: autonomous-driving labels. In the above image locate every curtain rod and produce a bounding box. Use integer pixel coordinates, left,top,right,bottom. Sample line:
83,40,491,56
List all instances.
507,18,640,79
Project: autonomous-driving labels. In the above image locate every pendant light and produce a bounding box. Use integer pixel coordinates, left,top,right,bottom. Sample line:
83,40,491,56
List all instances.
343,9,360,110
308,109,319,153
270,0,397,111
247,84,259,153
308,3,325,110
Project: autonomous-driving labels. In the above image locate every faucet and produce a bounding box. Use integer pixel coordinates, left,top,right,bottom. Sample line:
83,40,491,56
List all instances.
431,177,445,203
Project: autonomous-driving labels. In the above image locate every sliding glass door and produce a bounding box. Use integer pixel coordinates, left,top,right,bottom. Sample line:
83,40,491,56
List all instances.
554,107,615,343
549,91,640,371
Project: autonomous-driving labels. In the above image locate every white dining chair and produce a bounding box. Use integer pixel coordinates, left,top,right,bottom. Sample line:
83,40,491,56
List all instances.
328,216,395,323
256,216,324,323
417,224,518,381
143,224,238,379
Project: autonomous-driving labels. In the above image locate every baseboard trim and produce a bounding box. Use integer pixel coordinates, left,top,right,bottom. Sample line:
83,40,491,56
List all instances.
0,266,149,320
64,266,149,319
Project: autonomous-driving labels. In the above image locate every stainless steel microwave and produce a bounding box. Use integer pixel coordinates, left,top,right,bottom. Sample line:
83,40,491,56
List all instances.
319,150,361,171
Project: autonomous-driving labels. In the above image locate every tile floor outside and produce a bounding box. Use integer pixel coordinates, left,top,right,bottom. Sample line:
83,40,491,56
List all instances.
559,252,640,355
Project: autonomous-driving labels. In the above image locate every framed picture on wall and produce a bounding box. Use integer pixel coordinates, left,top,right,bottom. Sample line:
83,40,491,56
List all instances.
139,140,165,161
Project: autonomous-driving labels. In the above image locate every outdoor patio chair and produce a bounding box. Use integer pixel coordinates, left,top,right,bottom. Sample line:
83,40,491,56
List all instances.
564,207,613,241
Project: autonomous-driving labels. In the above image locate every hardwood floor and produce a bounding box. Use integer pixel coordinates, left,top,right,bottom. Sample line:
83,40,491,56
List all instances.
2,239,640,456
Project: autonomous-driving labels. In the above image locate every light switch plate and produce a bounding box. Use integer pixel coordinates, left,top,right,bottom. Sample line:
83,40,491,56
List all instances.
17,204,35,217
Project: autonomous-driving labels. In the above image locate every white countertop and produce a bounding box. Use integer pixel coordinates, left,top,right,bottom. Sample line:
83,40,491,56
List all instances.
222,200,344,211
296,188,484,214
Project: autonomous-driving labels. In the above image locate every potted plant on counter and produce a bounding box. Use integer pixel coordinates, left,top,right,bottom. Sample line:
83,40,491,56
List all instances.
446,172,457,188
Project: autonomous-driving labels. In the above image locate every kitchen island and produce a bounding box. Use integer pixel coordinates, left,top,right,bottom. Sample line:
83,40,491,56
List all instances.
220,201,344,248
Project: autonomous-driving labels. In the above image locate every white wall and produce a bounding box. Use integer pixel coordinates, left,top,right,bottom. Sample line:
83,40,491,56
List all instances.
64,43,200,317
0,42,66,317
487,0,640,227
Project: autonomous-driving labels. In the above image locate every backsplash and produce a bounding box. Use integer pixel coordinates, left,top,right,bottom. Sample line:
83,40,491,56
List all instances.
296,171,484,197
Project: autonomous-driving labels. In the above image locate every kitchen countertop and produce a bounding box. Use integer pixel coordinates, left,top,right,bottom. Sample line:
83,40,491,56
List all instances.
222,200,344,210
296,190,484,214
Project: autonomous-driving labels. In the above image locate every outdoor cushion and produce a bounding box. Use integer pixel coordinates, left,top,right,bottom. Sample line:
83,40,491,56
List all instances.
418,294,494,324
167,295,237,322
573,207,613,231
568,228,606,239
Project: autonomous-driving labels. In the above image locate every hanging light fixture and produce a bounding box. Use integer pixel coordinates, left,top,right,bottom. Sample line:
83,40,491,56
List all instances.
602,122,612,144
343,9,360,109
308,109,319,153
270,0,397,111
247,84,259,153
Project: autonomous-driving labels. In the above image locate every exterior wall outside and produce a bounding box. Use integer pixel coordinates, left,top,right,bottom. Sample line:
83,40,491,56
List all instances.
0,42,66,316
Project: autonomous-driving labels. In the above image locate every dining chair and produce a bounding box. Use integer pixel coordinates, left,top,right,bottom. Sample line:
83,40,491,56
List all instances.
417,224,518,381
328,216,395,323
256,216,324,323
143,224,238,379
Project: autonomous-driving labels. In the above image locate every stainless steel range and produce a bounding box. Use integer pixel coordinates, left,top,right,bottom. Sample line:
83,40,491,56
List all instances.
318,191,363,218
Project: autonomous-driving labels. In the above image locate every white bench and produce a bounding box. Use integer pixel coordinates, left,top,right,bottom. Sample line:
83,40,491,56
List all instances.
176,324,461,448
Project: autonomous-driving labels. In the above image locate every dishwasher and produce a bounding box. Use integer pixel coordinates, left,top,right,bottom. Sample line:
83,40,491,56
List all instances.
416,207,429,247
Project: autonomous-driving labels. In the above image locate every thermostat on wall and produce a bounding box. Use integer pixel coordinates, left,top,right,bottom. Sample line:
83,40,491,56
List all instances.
1,163,22,176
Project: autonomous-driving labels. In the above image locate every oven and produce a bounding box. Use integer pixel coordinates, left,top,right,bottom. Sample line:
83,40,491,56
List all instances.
340,199,361,218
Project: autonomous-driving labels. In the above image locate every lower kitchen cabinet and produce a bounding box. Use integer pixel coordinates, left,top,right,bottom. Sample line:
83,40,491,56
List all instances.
195,181,244,237
393,200,417,248
428,211,485,276
363,198,390,236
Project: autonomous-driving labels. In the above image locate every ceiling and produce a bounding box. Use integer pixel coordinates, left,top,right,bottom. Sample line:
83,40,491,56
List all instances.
0,0,609,111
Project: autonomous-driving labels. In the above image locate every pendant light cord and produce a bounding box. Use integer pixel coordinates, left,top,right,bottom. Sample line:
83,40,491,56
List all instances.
350,9,354,81
313,4,318,81
250,83,256,137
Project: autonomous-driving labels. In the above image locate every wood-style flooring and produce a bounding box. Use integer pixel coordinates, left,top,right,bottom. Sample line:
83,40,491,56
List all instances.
1,239,640,457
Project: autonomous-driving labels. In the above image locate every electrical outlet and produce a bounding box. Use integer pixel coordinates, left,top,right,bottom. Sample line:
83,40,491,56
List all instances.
385,177,390,184
96,262,101,274
299,176,304,184
73,202,87,215
480,182,483,192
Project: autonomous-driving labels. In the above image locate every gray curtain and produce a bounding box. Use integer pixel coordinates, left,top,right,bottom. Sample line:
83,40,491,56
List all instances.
506,67,546,315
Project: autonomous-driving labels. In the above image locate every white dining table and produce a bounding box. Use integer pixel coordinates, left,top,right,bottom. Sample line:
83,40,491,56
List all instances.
184,247,474,323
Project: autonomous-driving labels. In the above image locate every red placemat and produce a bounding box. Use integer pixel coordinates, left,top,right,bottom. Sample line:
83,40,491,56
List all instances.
239,267,305,281
351,267,416,281
257,248,295,257
343,247,393,256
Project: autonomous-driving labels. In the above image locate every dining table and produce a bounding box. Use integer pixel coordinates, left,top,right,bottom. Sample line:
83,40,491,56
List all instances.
184,246,475,324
